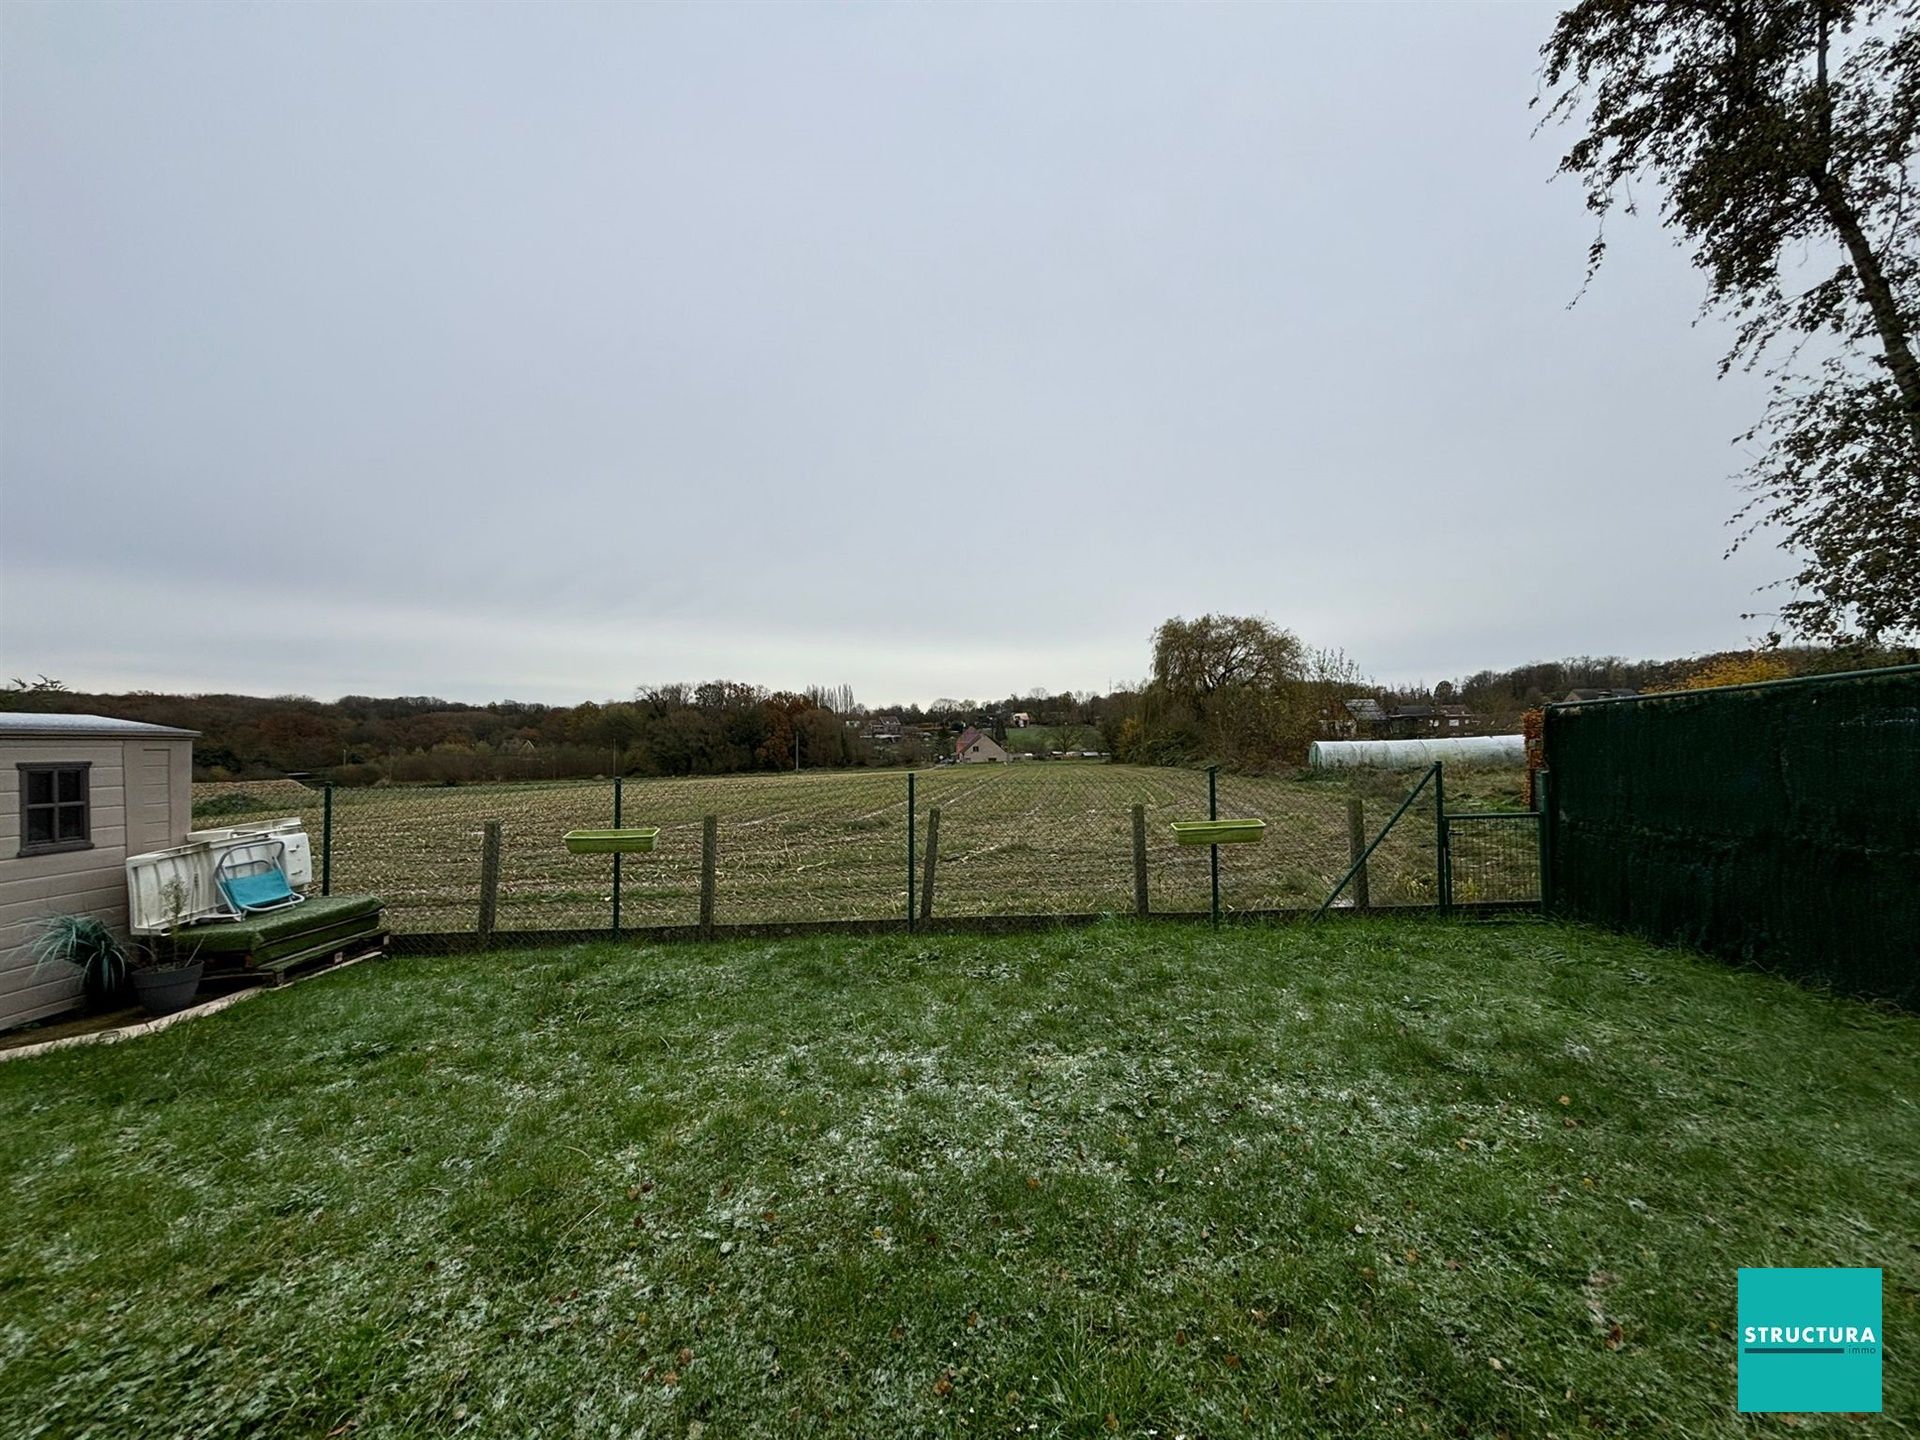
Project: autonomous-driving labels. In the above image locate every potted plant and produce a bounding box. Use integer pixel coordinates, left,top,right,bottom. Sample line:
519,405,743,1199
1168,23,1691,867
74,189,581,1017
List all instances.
129,878,205,1017
28,914,131,1011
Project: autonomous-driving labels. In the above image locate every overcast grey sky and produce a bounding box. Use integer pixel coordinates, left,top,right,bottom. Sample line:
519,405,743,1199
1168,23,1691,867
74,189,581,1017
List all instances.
1,1,1786,706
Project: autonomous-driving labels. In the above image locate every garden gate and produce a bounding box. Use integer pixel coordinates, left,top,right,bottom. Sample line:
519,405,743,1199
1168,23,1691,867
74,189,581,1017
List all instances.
1317,763,1542,915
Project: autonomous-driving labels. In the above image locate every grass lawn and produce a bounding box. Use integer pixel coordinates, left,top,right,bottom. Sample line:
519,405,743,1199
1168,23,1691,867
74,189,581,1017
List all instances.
2,919,1912,1437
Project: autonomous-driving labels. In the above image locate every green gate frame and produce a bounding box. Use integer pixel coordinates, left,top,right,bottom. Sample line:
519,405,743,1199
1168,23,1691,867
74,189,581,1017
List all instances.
1315,762,1443,917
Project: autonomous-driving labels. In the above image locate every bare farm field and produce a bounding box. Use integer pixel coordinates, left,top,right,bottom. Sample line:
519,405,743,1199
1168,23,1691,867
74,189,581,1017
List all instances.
193,764,1530,935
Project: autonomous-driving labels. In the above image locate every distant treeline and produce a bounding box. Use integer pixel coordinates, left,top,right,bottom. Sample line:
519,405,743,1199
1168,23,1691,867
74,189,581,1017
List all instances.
1423,644,1916,726
0,680,1130,783
5,639,1908,783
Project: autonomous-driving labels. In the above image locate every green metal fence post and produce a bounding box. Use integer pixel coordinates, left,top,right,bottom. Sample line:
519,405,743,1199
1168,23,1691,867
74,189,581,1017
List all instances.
321,782,333,897
907,772,917,931
611,776,623,938
1434,762,1452,914
1207,765,1220,929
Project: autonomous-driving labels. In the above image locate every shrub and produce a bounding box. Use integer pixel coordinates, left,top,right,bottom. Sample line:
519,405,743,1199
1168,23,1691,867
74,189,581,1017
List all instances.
191,792,269,824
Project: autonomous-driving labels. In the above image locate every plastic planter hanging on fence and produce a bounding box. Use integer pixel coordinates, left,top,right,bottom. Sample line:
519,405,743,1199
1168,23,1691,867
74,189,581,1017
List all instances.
562,828,660,855
1169,819,1266,846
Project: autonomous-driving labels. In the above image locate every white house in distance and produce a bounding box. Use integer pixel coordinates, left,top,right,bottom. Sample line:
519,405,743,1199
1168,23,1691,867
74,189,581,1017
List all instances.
953,727,1009,764
0,713,198,1029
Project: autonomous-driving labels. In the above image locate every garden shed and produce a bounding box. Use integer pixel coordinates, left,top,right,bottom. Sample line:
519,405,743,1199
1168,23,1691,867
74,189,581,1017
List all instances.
0,713,197,1029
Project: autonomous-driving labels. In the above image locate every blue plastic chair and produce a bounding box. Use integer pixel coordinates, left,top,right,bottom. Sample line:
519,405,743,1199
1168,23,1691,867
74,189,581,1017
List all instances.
215,839,306,917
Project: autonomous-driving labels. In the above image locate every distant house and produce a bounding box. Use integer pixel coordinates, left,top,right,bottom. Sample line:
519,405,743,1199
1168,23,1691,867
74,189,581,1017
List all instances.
1563,688,1639,703
1383,703,1481,735
863,715,905,743
1010,712,1031,729
953,727,1009,764
1337,697,1389,737
1387,705,1434,737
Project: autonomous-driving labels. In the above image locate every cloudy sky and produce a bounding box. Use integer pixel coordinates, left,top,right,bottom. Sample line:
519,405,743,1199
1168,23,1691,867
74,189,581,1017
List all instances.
1,1,1784,707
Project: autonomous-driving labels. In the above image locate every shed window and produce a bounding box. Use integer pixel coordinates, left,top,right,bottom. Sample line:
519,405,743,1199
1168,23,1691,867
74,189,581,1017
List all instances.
18,763,91,856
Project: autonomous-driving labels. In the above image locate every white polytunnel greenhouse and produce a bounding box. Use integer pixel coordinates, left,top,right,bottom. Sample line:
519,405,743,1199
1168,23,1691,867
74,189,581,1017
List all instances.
1306,735,1527,770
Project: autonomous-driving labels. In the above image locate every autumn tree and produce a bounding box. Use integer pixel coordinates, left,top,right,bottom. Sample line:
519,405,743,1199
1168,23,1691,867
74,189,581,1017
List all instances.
1677,651,1794,689
1150,615,1304,699
755,694,806,771
1126,615,1356,769
1539,0,1920,642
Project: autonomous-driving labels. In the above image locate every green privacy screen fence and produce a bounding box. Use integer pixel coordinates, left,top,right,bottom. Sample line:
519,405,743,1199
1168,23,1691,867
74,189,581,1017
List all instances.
1541,664,1920,1006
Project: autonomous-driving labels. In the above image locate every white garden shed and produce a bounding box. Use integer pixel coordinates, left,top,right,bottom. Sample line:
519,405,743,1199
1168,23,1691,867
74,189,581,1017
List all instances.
0,713,197,1029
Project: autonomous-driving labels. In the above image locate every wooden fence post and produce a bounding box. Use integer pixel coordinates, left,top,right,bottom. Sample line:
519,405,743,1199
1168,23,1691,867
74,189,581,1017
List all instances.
478,820,502,947
699,814,718,937
1346,794,1370,911
1131,804,1149,918
919,806,941,921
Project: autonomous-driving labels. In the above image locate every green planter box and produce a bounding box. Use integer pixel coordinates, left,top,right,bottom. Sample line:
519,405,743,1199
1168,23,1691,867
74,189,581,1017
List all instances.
563,828,660,855
1171,819,1267,846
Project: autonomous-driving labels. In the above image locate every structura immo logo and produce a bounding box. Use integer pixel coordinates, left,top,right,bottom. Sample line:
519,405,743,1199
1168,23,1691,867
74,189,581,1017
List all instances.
1737,1268,1882,1413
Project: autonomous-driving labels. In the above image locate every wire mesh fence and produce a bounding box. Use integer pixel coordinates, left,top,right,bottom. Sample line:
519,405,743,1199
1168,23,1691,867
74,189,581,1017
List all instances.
1444,813,1542,905
188,759,1536,943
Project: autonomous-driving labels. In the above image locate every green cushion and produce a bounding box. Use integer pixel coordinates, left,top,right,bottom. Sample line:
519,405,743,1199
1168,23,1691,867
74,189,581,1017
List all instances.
175,894,384,954
246,911,386,967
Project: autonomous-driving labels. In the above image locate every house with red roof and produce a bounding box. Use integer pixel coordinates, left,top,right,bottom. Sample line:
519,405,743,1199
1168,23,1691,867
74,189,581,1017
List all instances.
953,727,1009,764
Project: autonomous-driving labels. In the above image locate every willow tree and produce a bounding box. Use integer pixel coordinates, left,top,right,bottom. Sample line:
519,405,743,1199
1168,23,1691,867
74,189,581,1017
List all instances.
1540,0,1920,642
1128,615,1361,768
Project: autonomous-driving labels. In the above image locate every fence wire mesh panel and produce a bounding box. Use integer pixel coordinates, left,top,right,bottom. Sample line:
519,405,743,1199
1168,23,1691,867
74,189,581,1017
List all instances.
1318,770,1448,913
195,756,1534,942
1150,770,1229,915
598,781,708,928
1543,664,1920,1006
1208,770,1445,913
709,771,908,923
333,779,658,934
919,764,1200,917
190,778,326,839
1444,813,1540,904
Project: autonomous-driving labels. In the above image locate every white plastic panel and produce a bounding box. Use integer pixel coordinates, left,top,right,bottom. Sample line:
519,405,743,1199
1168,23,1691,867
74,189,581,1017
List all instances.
126,844,224,933
126,822,313,932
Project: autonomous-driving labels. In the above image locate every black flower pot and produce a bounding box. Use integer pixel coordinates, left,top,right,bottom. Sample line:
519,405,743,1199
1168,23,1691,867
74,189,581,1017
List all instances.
131,962,204,1017
83,962,132,1013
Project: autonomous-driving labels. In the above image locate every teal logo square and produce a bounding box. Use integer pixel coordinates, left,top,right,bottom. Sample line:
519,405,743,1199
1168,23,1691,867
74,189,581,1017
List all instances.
1738,1268,1882,1413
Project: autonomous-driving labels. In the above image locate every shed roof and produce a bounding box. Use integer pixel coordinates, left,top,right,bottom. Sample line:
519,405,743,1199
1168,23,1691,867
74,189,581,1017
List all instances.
0,712,198,740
